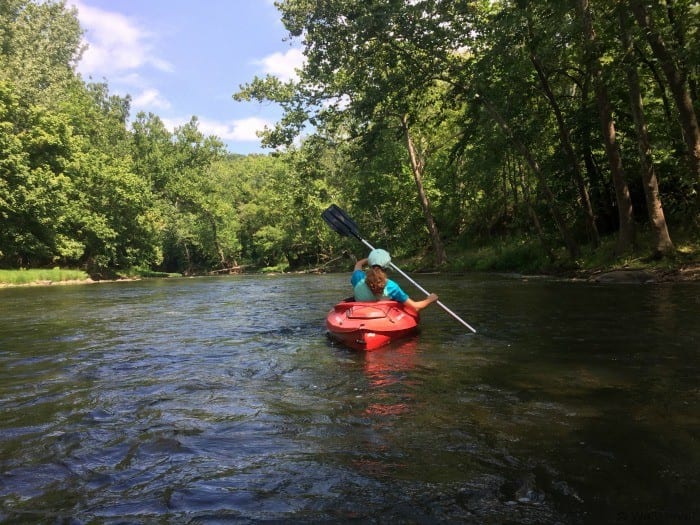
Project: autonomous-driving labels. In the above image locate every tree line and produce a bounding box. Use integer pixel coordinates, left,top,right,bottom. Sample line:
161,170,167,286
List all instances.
0,0,325,275
1,1,698,277
239,0,700,266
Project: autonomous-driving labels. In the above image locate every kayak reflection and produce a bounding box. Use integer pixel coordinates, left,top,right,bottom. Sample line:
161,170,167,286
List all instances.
361,339,419,417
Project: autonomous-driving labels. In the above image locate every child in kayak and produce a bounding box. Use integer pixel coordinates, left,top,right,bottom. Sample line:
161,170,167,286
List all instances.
351,248,438,312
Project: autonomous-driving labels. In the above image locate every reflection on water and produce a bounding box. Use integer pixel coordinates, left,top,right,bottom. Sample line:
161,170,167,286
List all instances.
362,340,418,417
0,274,698,523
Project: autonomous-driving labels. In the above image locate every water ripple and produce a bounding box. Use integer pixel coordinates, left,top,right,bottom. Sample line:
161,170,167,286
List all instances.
1,275,698,523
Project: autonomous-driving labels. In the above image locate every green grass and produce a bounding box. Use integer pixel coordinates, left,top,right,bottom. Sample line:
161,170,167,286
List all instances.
443,237,555,274
436,229,700,276
572,228,700,274
0,267,89,285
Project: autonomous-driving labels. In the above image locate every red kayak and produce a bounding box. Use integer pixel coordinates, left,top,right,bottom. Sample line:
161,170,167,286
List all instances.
325,300,420,351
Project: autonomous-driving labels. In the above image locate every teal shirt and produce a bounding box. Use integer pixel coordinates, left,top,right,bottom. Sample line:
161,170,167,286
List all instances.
351,269,409,302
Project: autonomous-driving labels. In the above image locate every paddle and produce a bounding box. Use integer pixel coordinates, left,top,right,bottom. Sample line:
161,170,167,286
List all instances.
322,204,477,333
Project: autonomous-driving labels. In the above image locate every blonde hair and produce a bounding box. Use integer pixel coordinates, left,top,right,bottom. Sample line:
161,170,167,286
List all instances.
365,267,387,296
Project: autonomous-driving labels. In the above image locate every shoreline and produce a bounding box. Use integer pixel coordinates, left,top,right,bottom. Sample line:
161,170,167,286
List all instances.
2,263,699,288
565,263,700,283
0,277,141,289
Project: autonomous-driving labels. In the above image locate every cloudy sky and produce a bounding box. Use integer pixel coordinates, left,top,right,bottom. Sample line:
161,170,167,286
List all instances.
68,0,305,154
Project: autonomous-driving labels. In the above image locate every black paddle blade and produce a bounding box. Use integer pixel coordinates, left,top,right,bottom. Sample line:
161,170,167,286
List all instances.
321,204,360,239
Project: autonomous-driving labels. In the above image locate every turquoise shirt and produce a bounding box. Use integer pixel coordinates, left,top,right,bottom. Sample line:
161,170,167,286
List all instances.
351,269,409,302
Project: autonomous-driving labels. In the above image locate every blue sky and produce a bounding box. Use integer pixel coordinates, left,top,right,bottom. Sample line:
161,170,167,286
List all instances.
68,0,304,154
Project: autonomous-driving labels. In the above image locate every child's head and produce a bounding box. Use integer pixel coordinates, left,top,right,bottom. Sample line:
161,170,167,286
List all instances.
365,266,387,296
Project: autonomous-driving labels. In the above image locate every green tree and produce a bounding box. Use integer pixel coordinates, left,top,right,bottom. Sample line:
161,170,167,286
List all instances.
238,0,481,265
0,0,84,106
619,7,674,257
577,0,635,254
0,81,75,265
630,0,700,188
131,114,236,273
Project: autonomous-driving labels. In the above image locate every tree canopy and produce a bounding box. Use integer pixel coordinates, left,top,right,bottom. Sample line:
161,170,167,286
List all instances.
1,0,698,277
240,0,699,263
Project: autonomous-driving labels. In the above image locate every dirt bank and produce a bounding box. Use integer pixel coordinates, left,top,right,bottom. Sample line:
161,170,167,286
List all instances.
580,263,700,284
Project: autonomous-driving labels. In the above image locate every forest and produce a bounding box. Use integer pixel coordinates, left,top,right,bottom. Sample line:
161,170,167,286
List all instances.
1,0,699,278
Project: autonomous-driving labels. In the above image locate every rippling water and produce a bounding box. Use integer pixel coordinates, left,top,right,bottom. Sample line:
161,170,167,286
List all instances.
1,274,698,523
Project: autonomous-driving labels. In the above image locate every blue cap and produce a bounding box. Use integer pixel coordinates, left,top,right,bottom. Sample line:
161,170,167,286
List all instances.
368,249,391,268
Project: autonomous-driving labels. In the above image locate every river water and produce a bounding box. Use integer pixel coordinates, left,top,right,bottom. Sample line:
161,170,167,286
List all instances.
0,273,698,524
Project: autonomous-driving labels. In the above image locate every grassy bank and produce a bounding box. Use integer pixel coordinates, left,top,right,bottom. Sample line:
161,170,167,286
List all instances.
0,268,90,285
2,229,698,286
425,230,700,278
0,267,186,286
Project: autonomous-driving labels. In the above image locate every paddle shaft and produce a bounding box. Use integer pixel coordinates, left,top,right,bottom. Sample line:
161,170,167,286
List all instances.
357,238,477,333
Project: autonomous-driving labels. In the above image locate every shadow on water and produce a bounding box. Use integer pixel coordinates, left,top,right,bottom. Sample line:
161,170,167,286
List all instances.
0,273,698,523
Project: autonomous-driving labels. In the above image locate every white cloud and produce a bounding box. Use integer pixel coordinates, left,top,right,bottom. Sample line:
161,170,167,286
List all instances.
159,116,187,133
256,48,305,82
160,116,271,143
199,117,271,141
69,0,172,78
131,88,171,111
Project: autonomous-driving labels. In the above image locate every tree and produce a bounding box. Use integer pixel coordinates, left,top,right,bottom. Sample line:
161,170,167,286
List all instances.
619,8,674,257
238,0,470,265
522,4,600,247
630,0,700,190
131,114,235,273
0,81,75,266
577,0,635,254
0,0,84,107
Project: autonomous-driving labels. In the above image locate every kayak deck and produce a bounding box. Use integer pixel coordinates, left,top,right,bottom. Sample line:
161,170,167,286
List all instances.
325,300,419,351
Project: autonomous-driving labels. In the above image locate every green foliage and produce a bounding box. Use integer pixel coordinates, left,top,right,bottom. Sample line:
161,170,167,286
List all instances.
256,0,699,266
446,238,553,274
1,0,698,277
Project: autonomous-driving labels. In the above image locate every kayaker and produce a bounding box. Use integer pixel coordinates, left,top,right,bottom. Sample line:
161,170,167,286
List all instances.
351,249,438,312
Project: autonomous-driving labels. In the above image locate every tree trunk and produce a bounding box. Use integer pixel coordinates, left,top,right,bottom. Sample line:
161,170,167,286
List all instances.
630,0,700,185
183,242,192,276
400,115,447,266
529,51,600,247
620,10,674,257
208,213,228,268
578,0,635,255
477,93,580,258
634,45,674,124
664,0,698,108
518,164,554,262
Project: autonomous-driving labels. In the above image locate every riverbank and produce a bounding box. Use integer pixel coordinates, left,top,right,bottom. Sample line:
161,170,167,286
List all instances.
0,268,143,288
0,268,89,288
0,267,188,288
2,233,699,287
2,261,699,288
0,276,145,288
569,263,700,283
433,232,700,284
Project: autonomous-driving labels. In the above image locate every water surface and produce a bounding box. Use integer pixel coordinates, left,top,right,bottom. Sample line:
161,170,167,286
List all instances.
1,274,698,523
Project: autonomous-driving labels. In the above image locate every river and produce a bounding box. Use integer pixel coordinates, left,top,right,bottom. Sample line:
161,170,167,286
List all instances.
0,273,698,523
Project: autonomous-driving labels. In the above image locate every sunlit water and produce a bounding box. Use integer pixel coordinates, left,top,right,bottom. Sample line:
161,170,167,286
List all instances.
1,273,698,523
